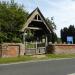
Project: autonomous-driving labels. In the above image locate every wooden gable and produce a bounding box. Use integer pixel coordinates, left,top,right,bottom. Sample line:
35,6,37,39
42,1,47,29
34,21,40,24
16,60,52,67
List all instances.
21,7,51,33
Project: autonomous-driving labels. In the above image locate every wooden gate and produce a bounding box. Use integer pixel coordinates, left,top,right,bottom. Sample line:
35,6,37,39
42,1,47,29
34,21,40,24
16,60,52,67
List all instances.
25,42,46,55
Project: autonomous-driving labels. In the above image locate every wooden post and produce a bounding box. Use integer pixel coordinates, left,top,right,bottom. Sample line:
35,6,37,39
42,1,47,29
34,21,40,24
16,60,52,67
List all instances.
45,36,48,54
23,32,26,55
35,41,37,54
45,36,48,47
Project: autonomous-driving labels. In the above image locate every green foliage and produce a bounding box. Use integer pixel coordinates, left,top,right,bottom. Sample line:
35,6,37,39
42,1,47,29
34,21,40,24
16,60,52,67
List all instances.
0,0,28,31
0,32,7,43
12,37,22,43
25,29,35,42
57,38,62,43
46,17,56,31
51,32,57,43
46,18,57,43
25,42,36,48
0,0,29,43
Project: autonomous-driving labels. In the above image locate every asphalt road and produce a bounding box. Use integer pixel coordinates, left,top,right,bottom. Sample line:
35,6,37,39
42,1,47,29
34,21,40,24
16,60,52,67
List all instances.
0,58,75,75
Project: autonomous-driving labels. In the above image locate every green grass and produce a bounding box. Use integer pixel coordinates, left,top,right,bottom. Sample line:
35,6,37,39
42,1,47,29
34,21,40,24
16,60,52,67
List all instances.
46,54,75,58
0,56,34,64
0,54,75,64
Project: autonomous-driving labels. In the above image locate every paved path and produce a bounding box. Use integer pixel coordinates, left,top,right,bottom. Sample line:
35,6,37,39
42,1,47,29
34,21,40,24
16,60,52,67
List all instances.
0,58,75,75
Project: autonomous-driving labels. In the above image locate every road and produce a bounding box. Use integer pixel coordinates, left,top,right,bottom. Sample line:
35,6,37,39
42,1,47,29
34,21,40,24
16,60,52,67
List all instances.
0,58,75,75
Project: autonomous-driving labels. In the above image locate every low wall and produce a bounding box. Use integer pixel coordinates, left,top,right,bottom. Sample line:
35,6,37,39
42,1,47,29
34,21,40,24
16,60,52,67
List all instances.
0,43,25,57
54,44,75,54
1,43,75,57
46,44,75,54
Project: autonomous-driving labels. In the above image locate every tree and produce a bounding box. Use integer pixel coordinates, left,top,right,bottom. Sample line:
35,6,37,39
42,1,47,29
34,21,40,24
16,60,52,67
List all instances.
61,25,75,44
61,27,68,43
46,17,56,31
46,17,57,43
0,0,29,43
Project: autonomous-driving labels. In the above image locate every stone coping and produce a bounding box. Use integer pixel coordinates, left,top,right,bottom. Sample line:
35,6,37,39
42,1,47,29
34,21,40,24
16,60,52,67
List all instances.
49,44,75,46
0,43,23,45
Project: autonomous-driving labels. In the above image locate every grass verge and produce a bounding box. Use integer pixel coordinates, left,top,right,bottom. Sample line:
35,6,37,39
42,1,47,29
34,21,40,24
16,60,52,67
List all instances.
0,54,75,64
0,56,34,64
46,54,75,58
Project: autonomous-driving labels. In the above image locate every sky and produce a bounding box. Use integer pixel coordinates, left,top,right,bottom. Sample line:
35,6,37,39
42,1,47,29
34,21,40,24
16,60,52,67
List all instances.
1,0,75,37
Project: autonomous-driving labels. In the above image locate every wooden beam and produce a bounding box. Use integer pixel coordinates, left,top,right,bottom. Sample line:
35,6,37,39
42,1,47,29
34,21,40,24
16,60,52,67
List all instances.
32,19,43,22
23,32,26,54
26,27,42,30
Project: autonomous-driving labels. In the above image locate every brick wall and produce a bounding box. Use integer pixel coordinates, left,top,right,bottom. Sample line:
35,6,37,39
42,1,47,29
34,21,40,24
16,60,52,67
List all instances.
54,44,75,54
46,44,75,54
1,43,75,57
0,43,25,57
